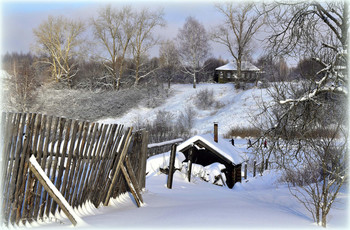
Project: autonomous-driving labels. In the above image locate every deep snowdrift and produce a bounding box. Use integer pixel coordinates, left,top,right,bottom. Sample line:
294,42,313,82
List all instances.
27,166,348,229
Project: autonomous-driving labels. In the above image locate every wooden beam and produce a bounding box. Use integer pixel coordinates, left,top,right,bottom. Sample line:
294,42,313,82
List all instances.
138,130,148,189
121,165,142,207
124,155,143,203
103,127,133,206
29,156,84,226
167,144,177,189
187,147,193,182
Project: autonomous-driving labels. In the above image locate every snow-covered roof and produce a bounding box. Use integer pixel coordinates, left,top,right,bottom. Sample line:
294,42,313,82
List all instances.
177,134,243,165
215,61,260,72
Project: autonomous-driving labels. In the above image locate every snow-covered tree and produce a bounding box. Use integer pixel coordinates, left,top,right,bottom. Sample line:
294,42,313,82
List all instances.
33,16,85,88
177,17,211,89
131,8,165,87
255,1,348,227
159,40,180,89
91,5,134,90
212,2,265,80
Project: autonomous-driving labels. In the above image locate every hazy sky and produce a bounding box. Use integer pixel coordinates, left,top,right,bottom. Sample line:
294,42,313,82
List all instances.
1,0,268,62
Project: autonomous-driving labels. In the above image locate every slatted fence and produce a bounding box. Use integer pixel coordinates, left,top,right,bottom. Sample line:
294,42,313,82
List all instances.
0,112,148,227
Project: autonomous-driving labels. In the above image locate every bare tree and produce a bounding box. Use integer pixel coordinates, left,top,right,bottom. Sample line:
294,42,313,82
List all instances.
91,5,134,90
2,53,38,112
253,1,348,227
159,40,180,89
33,15,85,88
212,2,265,80
131,8,165,87
177,16,211,89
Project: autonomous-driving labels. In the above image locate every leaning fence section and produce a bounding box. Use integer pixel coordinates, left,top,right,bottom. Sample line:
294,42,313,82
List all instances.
0,112,147,227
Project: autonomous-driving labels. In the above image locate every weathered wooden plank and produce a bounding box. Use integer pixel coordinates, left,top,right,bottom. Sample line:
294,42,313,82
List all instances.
120,165,142,207
52,118,71,214
49,117,66,215
29,156,82,226
45,116,60,217
91,124,114,206
138,130,149,189
103,127,133,206
77,123,98,205
9,113,26,224
187,147,193,182
81,123,103,204
70,124,89,206
253,160,256,177
38,115,53,219
98,125,124,203
124,155,143,203
128,131,141,185
60,120,79,203
94,124,118,206
1,113,13,193
1,113,17,225
29,114,47,221
167,144,177,189
15,113,36,224
65,122,84,206
69,121,89,207
23,114,42,223
88,124,109,206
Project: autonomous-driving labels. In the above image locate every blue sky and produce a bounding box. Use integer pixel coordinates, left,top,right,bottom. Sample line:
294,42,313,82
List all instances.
1,0,268,62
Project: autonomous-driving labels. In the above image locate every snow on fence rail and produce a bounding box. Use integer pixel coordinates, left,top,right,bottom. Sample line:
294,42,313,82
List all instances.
147,138,183,158
0,112,148,227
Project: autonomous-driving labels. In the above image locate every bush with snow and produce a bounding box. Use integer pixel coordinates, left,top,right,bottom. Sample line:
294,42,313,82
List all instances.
146,151,186,175
186,162,227,186
194,88,224,110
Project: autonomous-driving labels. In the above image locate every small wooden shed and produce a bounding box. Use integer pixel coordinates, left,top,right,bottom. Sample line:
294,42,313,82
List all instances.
177,133,243,188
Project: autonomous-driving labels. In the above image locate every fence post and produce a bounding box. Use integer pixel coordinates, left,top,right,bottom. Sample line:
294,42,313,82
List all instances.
138,130,149,189
187,147,193,182
260,158,264,175
253,160,256,177
244,162,247,180
167,144,177,189
265,158,269,170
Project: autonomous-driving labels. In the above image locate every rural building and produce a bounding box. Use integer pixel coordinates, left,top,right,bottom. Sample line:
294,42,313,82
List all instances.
214,61,260,83
177,124,243,188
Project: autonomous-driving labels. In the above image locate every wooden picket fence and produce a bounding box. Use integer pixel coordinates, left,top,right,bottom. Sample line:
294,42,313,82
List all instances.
0,112,148,227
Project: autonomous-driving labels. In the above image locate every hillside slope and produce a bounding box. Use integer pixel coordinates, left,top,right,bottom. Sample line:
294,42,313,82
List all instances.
99,83,271,136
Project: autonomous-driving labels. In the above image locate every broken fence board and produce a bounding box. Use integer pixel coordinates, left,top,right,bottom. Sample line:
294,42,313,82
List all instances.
125,155,143,203
120,165,142,207
103,127,133,206
29,155,84,226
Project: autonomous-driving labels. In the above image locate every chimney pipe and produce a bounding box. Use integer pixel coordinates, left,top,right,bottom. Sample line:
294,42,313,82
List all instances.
214,122,218,143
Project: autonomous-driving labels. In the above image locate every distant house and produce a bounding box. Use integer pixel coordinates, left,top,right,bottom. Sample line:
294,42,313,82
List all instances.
177,126,243,188
214,61,260,83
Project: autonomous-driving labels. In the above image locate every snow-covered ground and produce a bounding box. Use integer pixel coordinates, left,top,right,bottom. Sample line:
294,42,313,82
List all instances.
27,164,348,229
20,138,348,230
99,83,270,135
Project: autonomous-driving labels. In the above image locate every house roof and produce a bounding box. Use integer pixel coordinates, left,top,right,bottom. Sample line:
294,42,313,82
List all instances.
177,134,243,166
215,61,260,72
